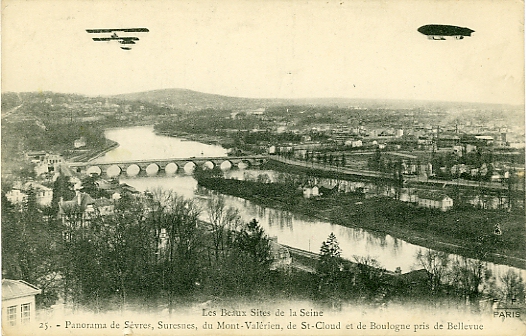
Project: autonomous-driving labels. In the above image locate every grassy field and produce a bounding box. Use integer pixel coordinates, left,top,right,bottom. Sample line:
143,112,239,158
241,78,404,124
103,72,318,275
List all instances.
199,178,526,269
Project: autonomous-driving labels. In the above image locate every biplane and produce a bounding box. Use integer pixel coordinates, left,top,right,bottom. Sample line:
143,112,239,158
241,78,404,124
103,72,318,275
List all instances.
86,28,149,50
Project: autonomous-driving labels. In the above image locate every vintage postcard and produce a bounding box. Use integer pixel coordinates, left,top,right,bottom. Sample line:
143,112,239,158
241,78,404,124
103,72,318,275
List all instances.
1,0,525,335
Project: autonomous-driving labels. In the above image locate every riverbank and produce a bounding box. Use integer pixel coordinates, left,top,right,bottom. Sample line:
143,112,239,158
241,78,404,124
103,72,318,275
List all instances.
66,139,119,162
154,129,235,148
197,178,526,269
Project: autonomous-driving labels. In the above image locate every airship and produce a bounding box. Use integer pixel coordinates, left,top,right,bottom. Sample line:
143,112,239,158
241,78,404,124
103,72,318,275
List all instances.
418,24,474,40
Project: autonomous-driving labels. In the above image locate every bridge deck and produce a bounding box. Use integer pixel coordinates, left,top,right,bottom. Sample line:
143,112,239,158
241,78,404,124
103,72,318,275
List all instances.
68,155,266,167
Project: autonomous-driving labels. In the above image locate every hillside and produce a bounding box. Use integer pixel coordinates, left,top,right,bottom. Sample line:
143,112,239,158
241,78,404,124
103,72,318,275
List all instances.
111,88,290,111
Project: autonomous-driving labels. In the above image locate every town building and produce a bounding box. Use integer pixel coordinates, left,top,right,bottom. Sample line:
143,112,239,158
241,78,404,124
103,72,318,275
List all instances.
58,190,115,224
44,153,64,166
415,190,453,211
6,189,28,205
6,182,53,207
25,152,64,173
74,137,87,148
345,139,363,147
302,185,320,198
2,279,41,328
25,182,53,206
25,151,46,162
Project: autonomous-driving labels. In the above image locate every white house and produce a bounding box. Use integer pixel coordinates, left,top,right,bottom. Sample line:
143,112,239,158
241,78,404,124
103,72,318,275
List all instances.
416,190,453,211
302,185,320,198
345,139,363,147
6,183,53,207
74,137,87,148
2,279,41,328
25,182,53,206
400,190,418,203
6,189,28,205
44,153,63,166
34,162,50,176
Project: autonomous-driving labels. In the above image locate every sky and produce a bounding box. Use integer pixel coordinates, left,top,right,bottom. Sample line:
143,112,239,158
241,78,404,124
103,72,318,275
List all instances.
1,0,524,104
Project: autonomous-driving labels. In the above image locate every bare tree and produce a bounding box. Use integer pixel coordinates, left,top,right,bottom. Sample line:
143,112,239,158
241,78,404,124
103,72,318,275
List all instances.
152,192,203,313
206,196,242,262
450,256,486,299
416,249,450,294
499,269,525,303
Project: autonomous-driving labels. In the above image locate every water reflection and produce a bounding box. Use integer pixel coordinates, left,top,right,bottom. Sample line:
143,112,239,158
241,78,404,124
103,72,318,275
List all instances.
108,127,523,280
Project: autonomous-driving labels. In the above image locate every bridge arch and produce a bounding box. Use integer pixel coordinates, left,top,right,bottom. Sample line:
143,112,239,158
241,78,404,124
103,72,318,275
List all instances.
183,161,197,174
238,160,251,169
87,165,102,176
106,165,122,177
165,162,179,175
203,161,215,170
126,164,141,177
146,163,160,176
219,160,233,171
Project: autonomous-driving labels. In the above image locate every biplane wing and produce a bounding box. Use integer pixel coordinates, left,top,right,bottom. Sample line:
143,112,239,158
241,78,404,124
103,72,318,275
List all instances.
86,28,149,33
92,37,139,41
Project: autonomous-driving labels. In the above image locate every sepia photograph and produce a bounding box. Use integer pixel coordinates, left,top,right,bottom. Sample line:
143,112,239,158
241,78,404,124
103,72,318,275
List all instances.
1,0,525,335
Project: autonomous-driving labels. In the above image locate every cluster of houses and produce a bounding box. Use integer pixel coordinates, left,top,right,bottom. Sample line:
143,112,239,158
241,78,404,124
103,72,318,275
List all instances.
302,182,453,211
57,189,116,223
25,151,64,175
6,181,53,207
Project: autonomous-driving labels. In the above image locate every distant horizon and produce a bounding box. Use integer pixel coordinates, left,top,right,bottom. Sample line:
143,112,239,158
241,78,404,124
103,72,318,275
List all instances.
2,1,523,106
2,87,524,107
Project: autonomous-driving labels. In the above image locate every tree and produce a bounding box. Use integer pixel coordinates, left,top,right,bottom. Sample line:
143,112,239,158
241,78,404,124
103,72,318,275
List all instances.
206,196,242,262
225,219,272,295
499,269,525,303
115,189,204,312
317,233,343,295
160,195,202,311
23,186,38,214
233,219,271,267
369,148,382,171
256,173,271,184
193,165,224,181
353,256,388,300
416,249,450,295
2,192,62,309
450,256,486,300
51,174,75,215
81,174,109,199
392,160,404,200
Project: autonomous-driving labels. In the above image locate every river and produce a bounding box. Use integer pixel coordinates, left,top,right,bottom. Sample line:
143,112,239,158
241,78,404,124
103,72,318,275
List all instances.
95,126,524,280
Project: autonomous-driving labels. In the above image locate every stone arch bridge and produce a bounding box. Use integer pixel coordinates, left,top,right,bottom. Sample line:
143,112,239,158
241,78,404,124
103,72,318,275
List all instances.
68,156,268,177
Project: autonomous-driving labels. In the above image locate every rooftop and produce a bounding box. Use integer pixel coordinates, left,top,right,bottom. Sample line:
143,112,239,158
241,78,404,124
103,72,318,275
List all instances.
2,279,41,301
416,190,451,201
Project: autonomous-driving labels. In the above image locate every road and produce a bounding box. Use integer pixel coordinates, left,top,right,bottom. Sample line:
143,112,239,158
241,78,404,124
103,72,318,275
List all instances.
1,103,24,119
270,156,392,179
270,156,523,191
284,245,318,273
